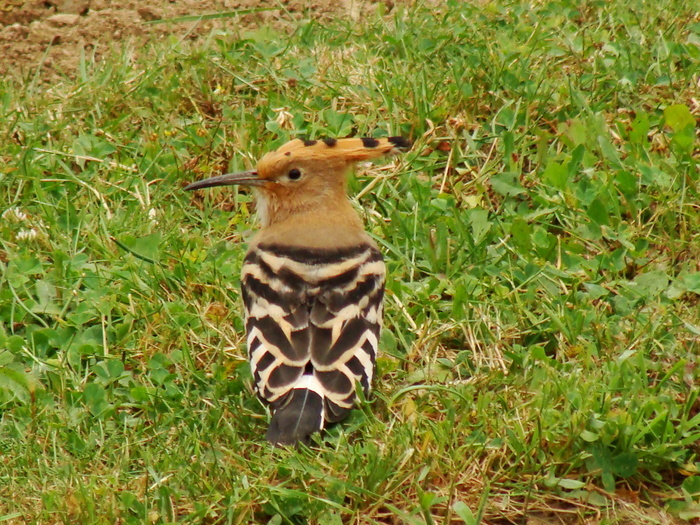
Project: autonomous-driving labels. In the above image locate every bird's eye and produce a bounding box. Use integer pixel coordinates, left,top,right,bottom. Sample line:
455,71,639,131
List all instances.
288,168,302,181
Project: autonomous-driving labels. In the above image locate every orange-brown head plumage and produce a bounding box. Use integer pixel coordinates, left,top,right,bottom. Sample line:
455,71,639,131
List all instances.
252,137,410,227
186,136,411,229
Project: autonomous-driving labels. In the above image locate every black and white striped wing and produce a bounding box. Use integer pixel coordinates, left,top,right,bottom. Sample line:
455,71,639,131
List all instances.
308,247,384,422
240,242,385,439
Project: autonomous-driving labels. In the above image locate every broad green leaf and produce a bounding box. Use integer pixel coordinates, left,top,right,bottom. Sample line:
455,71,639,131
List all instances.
490,172,525,196
452,501,476,524
682,273,700,294
583,283,608,300
322,109,354,136
611,453,638,477
83,382,106,406
597,136,622,169
634,271,670,297
531,226,550,247
629,111,650,144
562,118,588,145
568,144,586,175
35,279,56,306
452,282,467,318
614,170,637,196
0,365,32,402
107,359,125,378
664,104,696,133
558,479,586,489
468,208,491,244
130,386,150,403
7,335,26,353
120,232,162,263
664,104,697,153
0,350,14,366
317,511,343,525
682,476,700,497
542,160,568,189
587,198,609,226
511,218,532,252
580,430,600,442
602,471,616,493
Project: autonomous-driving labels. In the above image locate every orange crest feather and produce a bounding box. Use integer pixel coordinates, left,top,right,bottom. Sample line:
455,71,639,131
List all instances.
256,137,410,178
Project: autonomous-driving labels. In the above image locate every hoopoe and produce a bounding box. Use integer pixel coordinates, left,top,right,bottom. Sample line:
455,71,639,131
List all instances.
186,136,410,445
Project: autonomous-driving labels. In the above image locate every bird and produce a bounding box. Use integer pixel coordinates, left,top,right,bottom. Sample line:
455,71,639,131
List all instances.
186,135,411,445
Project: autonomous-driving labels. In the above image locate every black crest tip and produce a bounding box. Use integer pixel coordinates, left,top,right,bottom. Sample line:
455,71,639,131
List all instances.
387,136,411,150
360,137,380,148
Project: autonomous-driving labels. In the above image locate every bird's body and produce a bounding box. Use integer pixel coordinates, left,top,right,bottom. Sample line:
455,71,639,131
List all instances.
187,136,410,445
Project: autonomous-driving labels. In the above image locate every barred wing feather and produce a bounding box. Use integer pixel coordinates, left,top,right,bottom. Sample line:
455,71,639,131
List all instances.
240,242,385,444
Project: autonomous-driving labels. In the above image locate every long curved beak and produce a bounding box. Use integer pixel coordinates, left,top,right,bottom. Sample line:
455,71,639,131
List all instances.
184,170,264,191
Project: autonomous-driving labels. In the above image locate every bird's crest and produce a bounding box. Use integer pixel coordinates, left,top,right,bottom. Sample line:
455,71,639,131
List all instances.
256,136,411,179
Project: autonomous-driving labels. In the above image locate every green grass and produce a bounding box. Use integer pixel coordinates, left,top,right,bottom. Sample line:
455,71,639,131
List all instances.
1,0,699,523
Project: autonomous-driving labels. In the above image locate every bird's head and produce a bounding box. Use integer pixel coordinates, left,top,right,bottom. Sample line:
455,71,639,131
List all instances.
185,136,410,226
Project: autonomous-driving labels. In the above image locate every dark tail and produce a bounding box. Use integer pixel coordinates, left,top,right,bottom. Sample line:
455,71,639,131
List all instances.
266,388,324,446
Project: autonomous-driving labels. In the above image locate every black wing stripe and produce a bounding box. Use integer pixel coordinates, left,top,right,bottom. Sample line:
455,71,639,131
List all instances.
248,335,262,355
317,265,360,289
276,267,308,290
309,300,335,326
283,307,309,330
361,339,377,360
248,316,306,361
242,274,286,308
309,326,333,359
289,327,310,357
244,250,305,294
315,369,353,396
313,317,370,367
325,276,383,313
346,356,366,377
324,399,352,423
241,284,254,311
257,243,373,265
252,244,383,289
256,350,275,372
267,364,304,389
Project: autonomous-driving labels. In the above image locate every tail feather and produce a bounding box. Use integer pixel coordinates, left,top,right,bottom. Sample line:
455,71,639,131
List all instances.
266,388,324,446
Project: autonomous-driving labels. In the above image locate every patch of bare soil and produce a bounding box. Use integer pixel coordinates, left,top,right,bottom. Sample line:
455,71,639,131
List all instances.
0,0,375,80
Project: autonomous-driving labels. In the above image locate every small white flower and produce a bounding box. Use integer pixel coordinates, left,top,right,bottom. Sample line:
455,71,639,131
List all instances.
273,107,294,128
16,228,38,241
2,207,28,222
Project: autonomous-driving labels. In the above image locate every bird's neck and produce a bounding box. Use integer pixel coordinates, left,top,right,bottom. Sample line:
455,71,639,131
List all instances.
251,196,372,250
258,193,362,230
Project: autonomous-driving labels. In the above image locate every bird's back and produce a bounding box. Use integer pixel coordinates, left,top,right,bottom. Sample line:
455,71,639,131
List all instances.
241,221,385,445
